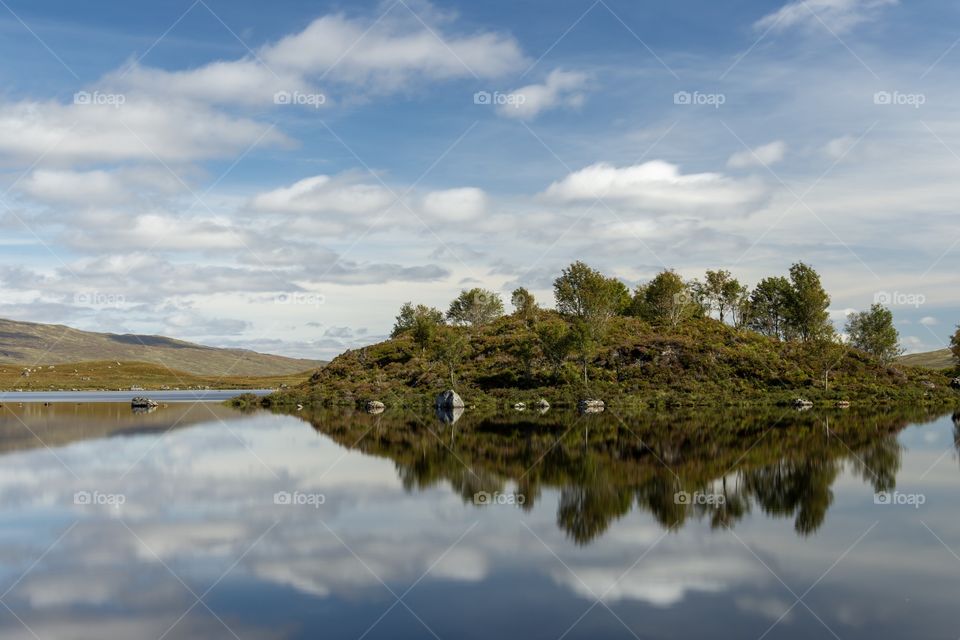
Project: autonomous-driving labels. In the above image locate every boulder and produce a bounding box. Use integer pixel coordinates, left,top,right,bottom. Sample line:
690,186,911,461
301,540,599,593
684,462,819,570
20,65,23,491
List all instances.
835,400,851,409
365,400,385,414
513,402,526,411
435,390,465,410
921,380,937,390
793,398,814,410
951,377,960,390
578,399,605,414
131,397,158,409
535,398,550,412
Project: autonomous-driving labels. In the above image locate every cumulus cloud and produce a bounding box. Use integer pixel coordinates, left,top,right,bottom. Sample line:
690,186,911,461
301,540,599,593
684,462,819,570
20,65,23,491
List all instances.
541,160,765,212
756,0,897,34
495,69,588,120
727,140,787,169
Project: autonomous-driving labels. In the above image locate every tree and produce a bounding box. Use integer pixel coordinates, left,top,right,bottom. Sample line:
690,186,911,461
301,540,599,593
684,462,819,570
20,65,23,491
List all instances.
951,326,960,363
511,287,538,322
537,319,572,380
696,270,745,324
446,288,504,327
432,326,470,387
554,262,629,332
392,302,443,338
846,304,902,363
786,262,833,342
553,261,629,364
747,277,792,339
632,270,695,327
412,313,439,355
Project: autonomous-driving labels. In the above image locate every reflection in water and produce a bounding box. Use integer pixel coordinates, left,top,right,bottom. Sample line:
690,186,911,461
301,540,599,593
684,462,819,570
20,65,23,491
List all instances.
296,406,936,543
0,402,954,639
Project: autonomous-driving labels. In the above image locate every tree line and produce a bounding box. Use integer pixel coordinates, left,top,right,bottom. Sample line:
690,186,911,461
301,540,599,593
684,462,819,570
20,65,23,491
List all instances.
390,261,905,385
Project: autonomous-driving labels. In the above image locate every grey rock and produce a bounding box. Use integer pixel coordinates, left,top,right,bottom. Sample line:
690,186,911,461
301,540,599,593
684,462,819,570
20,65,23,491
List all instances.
435,390,465,410
365,400,385,414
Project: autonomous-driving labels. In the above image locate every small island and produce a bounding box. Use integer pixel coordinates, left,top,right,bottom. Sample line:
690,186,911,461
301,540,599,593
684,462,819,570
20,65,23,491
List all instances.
259,261,960,411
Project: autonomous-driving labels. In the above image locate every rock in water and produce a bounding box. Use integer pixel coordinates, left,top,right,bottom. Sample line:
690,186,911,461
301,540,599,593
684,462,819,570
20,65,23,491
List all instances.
365,400,385,414
535,398,550,410
578,399,605,414
513,402,526,411
131,397,158,409
436,405,464,425
951,377,960,390
435,390,465,409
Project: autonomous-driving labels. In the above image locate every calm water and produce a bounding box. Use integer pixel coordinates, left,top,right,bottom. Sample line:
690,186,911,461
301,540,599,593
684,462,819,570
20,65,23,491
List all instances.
0,402,958,639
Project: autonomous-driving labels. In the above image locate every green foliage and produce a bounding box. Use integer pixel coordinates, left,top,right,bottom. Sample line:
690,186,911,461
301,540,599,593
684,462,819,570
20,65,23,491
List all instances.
432,326,470,386
554,261,628,337
631,270,696,327
392,302,443,338
951,326,960,363
747,276,793,339
786,262,833,342
446,288,504,327
694,269,746,324
536,318,573,380
846,304,903,363
511,287,538,322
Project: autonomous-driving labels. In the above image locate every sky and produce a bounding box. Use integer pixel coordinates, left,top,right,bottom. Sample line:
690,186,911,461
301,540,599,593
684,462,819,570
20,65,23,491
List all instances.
0,0,957,359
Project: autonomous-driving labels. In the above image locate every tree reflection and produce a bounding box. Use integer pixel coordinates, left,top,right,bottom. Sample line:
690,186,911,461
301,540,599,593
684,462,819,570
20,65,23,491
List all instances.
296,405,945,544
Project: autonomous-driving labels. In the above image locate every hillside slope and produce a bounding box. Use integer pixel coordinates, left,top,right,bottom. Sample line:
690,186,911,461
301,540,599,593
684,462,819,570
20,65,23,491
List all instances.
899,349,956,370
268,313,958,408
0,318,324,377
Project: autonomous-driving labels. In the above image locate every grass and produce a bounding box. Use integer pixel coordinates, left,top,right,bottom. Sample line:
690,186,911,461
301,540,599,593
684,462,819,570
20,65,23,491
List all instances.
0,360,314,392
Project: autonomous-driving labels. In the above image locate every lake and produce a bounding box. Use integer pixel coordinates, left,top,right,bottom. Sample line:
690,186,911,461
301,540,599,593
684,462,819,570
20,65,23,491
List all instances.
0,401,957,638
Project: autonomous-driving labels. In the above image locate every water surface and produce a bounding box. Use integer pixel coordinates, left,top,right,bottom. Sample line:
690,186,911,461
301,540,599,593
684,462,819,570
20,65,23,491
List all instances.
0,402,957,639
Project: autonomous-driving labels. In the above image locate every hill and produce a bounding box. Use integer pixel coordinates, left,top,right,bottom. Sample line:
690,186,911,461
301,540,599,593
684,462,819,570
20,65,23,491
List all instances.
265,312,959,409
0,318,324,377
0,360,311,392
899,349,956,370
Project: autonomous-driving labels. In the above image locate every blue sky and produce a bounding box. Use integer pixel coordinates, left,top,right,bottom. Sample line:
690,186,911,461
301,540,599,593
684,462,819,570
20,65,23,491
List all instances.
0,0,957,358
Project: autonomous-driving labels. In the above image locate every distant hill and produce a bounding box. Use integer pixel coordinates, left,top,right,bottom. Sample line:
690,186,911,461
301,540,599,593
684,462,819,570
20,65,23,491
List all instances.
0,318,324,377
899,349,956,370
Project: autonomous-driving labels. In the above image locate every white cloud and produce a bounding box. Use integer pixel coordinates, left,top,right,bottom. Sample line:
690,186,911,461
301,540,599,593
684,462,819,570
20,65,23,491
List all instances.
727,140,787,169
542,161,765,212
495,69,588,120
920,316,938,326
250,174,395,217
756,0,897,34
421,187,488,221
110,11,527,106
0,100,290,166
